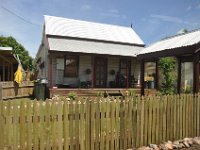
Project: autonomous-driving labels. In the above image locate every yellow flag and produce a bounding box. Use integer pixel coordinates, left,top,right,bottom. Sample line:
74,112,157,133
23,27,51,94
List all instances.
14,65,22,84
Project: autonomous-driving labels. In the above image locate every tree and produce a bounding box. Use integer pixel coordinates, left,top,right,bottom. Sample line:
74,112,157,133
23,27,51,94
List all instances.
0,36,35,71
159,57,176,95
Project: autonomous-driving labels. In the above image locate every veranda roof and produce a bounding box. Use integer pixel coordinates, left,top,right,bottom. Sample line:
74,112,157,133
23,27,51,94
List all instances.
138,29,200,59
0,47,18,64
47,37,143,57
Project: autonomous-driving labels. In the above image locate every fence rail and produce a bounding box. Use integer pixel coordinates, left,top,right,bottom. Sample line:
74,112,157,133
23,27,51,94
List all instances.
0,81,34,100
0,94,200,149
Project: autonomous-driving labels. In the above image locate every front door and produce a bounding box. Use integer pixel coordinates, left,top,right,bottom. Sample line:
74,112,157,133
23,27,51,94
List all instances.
94,57,107,88
119,59,131,88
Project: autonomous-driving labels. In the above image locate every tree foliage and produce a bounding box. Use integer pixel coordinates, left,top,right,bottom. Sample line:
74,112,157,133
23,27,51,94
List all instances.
159,57,176,95
0,36,35,71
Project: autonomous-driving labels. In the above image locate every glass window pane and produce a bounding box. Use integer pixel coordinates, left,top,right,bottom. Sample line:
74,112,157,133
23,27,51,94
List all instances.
181,62,193,93
144,62,156,89
64,56,78,77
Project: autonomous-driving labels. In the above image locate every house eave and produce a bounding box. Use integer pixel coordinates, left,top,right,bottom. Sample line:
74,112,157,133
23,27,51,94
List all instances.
46,34,145,47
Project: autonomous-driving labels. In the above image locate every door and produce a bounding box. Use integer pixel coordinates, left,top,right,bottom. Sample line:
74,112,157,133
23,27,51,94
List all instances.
94,57,107,88
119,59,131,88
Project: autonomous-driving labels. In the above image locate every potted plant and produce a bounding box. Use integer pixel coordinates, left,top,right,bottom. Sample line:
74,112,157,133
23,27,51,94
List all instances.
85,68,91,75
110,69,115,76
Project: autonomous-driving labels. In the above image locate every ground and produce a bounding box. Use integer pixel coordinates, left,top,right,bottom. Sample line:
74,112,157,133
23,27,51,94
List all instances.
180,145,200,150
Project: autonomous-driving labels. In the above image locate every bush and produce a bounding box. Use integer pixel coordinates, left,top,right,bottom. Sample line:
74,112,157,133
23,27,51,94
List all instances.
159,57,176,95
67,92,77,100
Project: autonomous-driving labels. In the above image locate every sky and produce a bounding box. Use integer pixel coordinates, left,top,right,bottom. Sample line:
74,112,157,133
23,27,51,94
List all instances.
0,0,200,58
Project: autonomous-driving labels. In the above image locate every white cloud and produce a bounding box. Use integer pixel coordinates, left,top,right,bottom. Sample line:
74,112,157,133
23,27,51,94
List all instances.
80,4,91,11
141,18,146,22
149,14,200,28
109,9,118,13
197,4,200,9
100,9,127,20
186,5,192,11
100,12,120,18
151,14,183,24
122,15,127,19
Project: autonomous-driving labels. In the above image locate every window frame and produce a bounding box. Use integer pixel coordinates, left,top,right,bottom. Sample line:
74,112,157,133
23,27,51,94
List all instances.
64,55,79,77
119,58,131,77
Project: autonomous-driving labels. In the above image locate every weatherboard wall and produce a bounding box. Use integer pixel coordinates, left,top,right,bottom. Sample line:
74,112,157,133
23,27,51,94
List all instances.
50,54,140,87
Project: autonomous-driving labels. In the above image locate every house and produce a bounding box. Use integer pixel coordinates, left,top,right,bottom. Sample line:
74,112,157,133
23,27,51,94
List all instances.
137,29,200,95
36,15,145,92
0,47,18,81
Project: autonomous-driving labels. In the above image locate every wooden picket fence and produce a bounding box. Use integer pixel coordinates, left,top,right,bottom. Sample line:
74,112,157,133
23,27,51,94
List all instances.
0,94,200,150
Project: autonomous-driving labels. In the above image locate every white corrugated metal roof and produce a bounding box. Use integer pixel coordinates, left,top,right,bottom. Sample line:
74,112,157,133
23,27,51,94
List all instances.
44,15,144,45
0,47,12,51
47,37,143,57
139,29,200,55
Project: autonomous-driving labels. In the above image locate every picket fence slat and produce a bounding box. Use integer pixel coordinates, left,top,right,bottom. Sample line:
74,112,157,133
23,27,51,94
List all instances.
180,94,183,138
128,98,133,147
75,100,79,150
115,98,120,150
90,99,95,150
80,99,86,150
0,94,200,150
39,101,45,150
143,98,148,146
147,97,153,145
100,99,105,150
27,100,32,150
20,100,25,150
33,100,39,150
175,95,180,140
58,100,63,150
45,100,51,150
110,98,115,150
85,99,90,150
140,99,144,147
13,101,19,150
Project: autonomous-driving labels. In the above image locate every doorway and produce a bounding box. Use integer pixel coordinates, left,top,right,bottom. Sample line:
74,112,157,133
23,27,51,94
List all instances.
94,57,107,88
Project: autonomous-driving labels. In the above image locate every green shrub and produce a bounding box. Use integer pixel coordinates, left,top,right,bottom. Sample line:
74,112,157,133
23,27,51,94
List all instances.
128,89,135,97
67,92,77,100
159,57,176,95
97,91,104,97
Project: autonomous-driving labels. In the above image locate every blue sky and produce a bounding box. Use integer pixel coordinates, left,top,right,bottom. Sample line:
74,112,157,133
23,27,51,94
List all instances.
0,0,200,57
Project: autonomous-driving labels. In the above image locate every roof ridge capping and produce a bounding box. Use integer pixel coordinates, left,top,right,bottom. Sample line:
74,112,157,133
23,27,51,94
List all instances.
160,28,200,42
44,15,134,30
44,15,145,46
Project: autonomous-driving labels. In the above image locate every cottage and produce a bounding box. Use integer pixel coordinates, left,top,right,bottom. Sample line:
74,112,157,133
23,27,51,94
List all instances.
36,15,144,93
137,29,200,95
0,47,18,81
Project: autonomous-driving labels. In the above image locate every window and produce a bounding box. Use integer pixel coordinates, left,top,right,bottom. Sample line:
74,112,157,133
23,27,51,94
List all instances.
144,62,156,89
64,56,78,77
120,59,131,78
181,62,193,93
